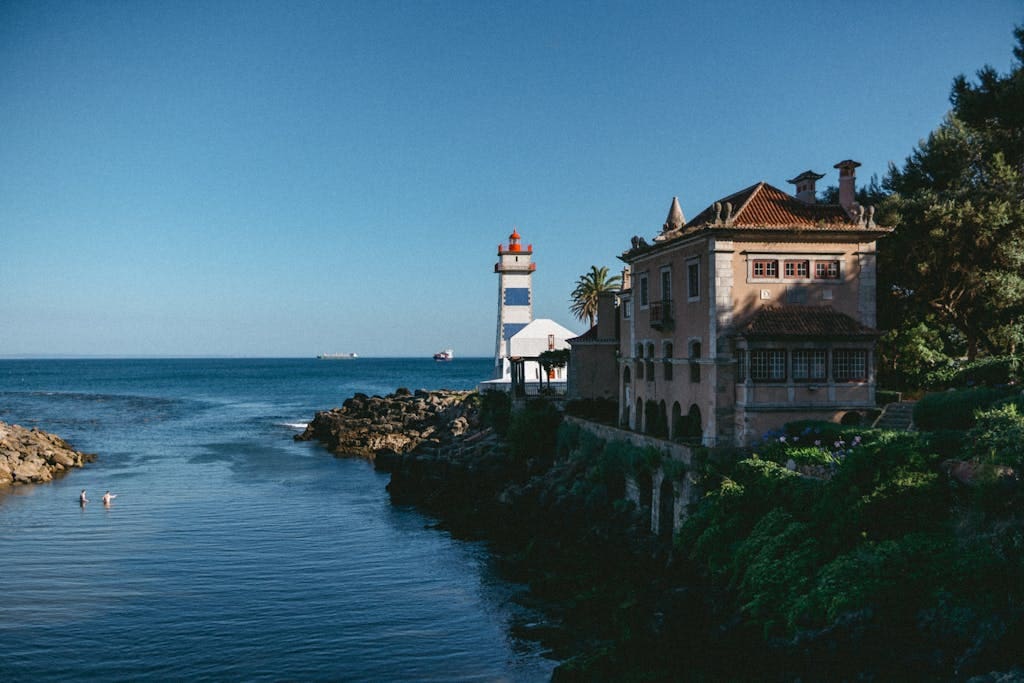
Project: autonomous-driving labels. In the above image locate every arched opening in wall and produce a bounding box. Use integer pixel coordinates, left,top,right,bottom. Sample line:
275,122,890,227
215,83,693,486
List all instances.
664,342,674,380
644,400,659,435
658,476,675,541
680,403,703,442
671,401,683,440
618,366,626,423
657,400,668,438
840,411,863,426
645,343,655,380
635,398,644,433
606,468,626,501
638,470,653,516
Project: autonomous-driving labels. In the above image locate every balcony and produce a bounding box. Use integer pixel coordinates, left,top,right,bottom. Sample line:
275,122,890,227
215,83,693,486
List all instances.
649,299,674,329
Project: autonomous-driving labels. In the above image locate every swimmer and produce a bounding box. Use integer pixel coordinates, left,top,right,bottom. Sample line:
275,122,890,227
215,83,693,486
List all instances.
79,490,88,504
102,490,116,505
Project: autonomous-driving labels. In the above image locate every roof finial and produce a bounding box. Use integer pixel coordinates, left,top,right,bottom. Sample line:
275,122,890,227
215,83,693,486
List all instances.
663,196,685,232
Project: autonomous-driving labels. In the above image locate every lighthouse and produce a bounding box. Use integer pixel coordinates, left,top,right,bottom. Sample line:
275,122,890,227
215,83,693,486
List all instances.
493,228,535,379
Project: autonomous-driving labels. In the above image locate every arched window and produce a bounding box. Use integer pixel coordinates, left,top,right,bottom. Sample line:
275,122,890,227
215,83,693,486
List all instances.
658,477,675,540
621,366,632,426
689,341,702,383
663,342,674,381
671,402,683,440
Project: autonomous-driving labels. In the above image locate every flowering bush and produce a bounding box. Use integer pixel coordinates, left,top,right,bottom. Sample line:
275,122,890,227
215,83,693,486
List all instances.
753,422,868,475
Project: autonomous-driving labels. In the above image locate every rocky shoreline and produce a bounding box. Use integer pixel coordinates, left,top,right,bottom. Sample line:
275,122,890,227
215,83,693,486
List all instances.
294,388,483,460
297,390,678,677
298,388,1024,681
0,421,95,485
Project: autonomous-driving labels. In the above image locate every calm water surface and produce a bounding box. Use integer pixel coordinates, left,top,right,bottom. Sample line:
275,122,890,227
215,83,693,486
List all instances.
0,359,556,682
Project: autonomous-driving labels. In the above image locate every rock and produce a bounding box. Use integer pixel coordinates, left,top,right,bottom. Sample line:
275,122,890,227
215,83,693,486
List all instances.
0,421,95,487
295,389,478,462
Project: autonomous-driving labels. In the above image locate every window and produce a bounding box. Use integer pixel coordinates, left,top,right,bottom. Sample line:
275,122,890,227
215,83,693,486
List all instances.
623,299,632,319
784,260,809,278
663,343,673,381
636,344,644,379
646,343,655,381
660,267,672,302
687,259,700,300
752,259,778,279
793,349,827,381
639,274,649,307
689,341,701,383
833,350,867,381
815,260,840,279
750,350,786,382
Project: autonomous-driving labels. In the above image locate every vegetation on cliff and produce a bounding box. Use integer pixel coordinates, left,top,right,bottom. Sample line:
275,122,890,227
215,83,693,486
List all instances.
678,390,1024,680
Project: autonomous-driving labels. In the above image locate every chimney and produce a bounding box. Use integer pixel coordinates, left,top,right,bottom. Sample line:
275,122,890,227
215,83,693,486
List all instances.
596,290,617,339
834,159,861,210
786,170,825,203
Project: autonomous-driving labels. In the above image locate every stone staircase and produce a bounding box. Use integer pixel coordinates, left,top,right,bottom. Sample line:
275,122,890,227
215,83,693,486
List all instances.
872,401,917,431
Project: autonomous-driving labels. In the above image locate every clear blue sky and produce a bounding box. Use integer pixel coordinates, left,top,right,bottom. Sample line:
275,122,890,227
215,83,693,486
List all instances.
2,1,1020,357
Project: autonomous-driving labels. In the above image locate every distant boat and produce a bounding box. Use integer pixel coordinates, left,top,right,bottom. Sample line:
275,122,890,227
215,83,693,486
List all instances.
433,348,453,362
317,353,358,360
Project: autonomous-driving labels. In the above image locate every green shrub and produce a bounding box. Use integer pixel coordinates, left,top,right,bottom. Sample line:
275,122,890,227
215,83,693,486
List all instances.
875,389,902,406
924,430,967,459
967,403,1024,468
913,387,1019,431
480,390,512,435
507,399,563,461
794,533,953,626
733,509,823,635
949,355,1024,387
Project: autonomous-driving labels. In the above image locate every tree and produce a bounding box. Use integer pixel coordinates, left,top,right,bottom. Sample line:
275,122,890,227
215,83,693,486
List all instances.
538,348,570,391
950,25,1024,173
881,28,1024,360
570,265,621,329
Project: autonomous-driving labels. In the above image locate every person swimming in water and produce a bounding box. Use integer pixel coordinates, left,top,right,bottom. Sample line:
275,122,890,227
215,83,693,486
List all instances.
102,491,116,505
79,489,88,504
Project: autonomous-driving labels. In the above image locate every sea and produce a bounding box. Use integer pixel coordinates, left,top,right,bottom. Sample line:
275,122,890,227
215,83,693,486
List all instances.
0,358,557,682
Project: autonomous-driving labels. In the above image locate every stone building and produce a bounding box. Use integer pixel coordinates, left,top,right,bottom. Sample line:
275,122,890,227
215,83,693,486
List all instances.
610,160,891,446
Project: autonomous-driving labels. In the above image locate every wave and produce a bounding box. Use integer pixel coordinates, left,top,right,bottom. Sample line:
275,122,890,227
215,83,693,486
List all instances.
279,421,309,431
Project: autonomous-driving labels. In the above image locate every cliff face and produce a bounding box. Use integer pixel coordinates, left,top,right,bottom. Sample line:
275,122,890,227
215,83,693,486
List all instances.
0,422,96,485
294,389,480,459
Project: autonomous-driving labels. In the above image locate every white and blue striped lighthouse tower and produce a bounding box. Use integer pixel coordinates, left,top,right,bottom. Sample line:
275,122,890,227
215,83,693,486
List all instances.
493,228,535,379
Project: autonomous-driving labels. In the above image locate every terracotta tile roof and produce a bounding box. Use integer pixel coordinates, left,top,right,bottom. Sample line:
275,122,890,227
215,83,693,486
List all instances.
567,325,616,344
567,325,599,343
684,182,867,232
622,180,892,261
739,306,880,339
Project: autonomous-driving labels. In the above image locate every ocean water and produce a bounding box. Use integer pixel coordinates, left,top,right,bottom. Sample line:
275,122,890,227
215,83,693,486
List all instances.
0,358,556,682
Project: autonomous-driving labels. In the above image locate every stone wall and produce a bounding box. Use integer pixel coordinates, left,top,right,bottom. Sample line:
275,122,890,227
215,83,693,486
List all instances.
564,416,701,536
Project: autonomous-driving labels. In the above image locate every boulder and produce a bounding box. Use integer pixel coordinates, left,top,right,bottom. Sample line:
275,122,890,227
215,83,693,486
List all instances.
0,422,95,486
295,389,478,461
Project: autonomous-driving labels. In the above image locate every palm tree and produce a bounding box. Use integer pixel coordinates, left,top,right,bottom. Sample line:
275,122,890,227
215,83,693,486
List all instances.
570,265,622,329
